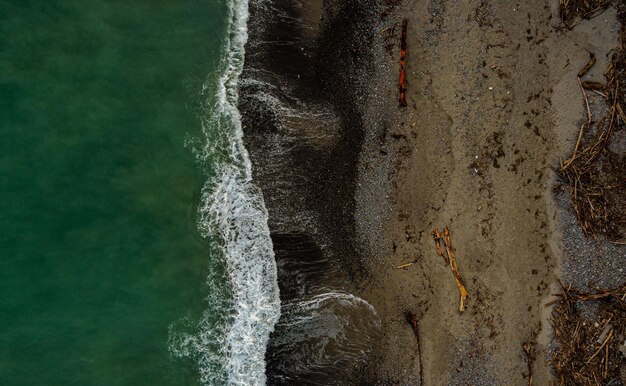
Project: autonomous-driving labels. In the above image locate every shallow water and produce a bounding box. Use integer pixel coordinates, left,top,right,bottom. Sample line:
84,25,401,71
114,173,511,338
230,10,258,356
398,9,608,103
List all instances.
0,1,231,384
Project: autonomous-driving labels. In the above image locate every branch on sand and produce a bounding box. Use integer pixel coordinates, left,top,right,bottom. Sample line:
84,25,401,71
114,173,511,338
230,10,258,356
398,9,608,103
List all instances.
432,227,469,312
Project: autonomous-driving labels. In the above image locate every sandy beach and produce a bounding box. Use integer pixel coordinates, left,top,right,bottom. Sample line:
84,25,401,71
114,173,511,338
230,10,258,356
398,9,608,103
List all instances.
241,0,625,384
355,1,625,384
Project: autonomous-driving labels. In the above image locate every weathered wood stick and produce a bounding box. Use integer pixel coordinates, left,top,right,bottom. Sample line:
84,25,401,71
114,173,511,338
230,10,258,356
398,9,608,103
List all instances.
399,19,408,107
442,228,469,312
433,227,469,312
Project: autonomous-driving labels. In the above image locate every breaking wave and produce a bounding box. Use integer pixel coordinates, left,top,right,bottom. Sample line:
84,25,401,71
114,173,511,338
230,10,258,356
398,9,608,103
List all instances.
169,0,281,384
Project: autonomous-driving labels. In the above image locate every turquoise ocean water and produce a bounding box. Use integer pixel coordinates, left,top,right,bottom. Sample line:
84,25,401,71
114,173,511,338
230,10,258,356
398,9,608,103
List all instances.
0,1,279,385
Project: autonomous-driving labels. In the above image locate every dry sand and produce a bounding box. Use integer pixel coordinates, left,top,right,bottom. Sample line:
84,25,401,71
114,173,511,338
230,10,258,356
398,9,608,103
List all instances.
353,1,625,384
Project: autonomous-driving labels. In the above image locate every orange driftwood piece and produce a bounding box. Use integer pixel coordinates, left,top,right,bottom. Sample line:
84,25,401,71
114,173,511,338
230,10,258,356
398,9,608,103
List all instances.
398,19,408,107
432,227,469,312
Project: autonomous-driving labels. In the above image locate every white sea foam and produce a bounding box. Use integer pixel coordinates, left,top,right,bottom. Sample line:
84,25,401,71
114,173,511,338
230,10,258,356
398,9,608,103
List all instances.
170,0,281,384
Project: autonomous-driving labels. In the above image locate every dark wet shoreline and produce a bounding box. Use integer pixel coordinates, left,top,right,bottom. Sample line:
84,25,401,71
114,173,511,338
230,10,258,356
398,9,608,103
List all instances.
239,0,382,384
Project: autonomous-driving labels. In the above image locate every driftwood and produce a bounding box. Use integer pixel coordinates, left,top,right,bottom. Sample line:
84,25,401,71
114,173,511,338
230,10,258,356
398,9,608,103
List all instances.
432,227,469,312
399,19,408,107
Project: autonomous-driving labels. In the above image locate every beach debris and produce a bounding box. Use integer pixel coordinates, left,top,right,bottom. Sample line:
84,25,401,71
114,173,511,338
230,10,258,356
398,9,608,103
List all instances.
404,311,420,343
404,311,424,385
382,25,397,55
396,262,414,269
432,228,447,264
581,80,605,90
559,0,612,29
596,323,613,344
548,281,626,385
558,3,626,241
380,0,402,21
399,19,408,107
577,52,597,78
522,342,534,386
431,227,469,312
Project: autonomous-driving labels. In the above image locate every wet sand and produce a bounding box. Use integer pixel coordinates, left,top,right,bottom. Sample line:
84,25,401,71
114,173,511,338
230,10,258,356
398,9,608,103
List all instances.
241,0,382,383
240,0,625,384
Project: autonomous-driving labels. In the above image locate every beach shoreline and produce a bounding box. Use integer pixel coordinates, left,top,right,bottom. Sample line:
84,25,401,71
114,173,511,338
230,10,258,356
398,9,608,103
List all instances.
240,0,383,383
240,0,625,384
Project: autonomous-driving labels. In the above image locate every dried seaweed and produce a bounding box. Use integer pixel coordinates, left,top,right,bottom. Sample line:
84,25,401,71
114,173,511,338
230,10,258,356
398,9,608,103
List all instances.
560,0,612,28
553,11,626,382
558,2,626,241
548,282,626,385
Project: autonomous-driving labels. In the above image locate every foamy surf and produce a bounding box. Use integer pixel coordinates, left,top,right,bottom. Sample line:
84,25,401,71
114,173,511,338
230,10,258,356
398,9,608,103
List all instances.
169,0,281,384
